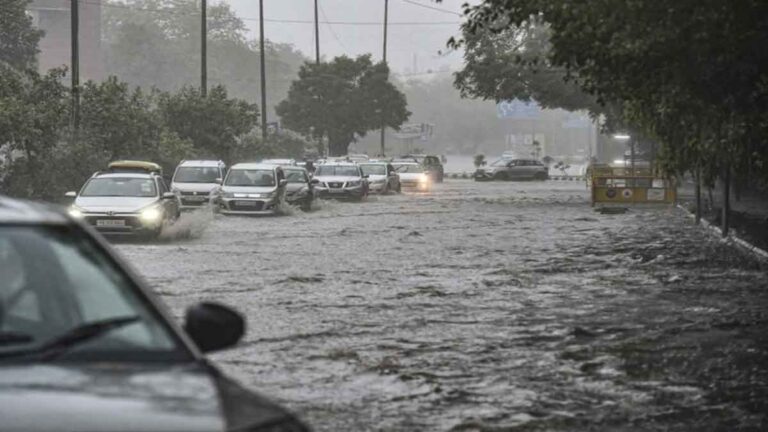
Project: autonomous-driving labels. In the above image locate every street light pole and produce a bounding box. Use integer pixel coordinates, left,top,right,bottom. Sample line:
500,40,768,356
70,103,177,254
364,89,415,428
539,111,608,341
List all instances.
379,0,389,157
259,0,267,144
314,0,320,64
201,0,207,97
70,0,80,133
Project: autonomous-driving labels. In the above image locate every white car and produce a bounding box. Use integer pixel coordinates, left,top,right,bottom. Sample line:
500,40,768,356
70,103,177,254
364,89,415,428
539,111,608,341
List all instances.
171,160,226,210
215,163,287,215
313,163,369,200
392,162,431,191
66,161,180,238
359,162,400,194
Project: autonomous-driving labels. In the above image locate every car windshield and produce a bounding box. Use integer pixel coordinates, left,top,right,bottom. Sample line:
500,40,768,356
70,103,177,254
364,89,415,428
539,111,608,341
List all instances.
394,164,424,173
225,169,276,187
285,170,306,183
173,166,220,183
80,177,157,197
0,226,185,362
491,159,510,167
360,164,387,176
315,166,360,177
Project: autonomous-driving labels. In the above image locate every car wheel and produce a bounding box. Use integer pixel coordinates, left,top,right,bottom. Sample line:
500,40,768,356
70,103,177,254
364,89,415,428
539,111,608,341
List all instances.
534,172,548,181
493,172,507,181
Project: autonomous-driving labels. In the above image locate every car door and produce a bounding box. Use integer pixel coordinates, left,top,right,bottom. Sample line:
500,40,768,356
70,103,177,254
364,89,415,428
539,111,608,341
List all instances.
156,178,178,219
506,160,524,179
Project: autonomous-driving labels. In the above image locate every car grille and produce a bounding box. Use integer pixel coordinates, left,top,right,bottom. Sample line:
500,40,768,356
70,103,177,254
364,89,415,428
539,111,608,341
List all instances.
328,182,344,188
180,191,209,196
230,201,265,211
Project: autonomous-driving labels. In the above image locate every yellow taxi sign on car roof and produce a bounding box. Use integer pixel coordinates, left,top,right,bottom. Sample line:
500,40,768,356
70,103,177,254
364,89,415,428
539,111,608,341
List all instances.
108,160,163,173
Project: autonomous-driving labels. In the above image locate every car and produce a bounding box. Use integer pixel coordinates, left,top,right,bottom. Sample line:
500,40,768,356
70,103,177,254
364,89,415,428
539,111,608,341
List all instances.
393,154,444,183
392,162,432,191
283,166,318,211
359,162,400,194
0,195,309,432
345,154,370,164
171,160,226,210
215,163,287,215
313,163,369,200
474,158,549,181
66,161,180,239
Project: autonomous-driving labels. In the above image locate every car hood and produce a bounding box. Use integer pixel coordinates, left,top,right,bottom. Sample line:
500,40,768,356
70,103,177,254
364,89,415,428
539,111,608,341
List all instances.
313,176,362,184
285,183,308,193
0,363,298,432
398,173,426,181
74,197,158,213
172,182,219,193
220,186,277,194
367,174,387,182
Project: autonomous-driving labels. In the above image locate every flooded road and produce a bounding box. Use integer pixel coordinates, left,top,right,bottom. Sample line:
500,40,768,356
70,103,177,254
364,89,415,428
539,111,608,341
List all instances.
117,180,768,431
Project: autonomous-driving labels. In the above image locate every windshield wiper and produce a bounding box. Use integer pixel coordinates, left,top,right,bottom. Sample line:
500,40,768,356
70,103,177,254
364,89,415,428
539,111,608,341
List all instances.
0,331,34,346
0,316,140,361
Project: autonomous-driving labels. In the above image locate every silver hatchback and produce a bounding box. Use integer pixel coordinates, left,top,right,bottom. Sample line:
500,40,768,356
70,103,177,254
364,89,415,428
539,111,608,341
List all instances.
474,158,549,181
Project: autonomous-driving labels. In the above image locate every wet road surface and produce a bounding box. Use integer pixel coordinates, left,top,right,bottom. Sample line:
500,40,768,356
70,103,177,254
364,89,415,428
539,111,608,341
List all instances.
117,180,768,431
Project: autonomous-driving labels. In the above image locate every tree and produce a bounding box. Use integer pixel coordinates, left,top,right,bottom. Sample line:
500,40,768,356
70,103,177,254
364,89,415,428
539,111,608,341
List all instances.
158,85,259,164
276,55,410,156
0,0,43,71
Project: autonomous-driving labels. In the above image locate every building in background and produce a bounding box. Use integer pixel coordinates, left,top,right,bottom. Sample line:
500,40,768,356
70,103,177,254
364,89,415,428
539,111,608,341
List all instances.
27,0,102,80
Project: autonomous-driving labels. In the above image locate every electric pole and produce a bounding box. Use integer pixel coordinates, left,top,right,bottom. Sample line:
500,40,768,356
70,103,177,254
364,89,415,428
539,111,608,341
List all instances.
259,0,268,144
70,0,80,134
314,0,320,64
380,0,389,157
201,0,207,97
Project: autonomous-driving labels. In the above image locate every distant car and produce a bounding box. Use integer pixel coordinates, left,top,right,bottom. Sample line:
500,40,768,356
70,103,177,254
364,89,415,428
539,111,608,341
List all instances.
394,154,444,183
359,162,400,194
66,161,180,239
345,154,370,164
313,163,369,200
171,160,226,210
0,196,309,432
215,163,287,215
474,158,549,181
392,162,431,191
283,166,317,211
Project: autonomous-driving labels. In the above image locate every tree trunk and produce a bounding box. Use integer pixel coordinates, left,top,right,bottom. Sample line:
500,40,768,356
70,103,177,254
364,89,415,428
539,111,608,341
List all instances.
722,167,730,237
327,132,351,157
695,168,702,224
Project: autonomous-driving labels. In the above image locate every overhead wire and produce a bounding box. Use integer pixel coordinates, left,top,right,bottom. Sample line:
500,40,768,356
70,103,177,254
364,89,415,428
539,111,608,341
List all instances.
400,0,462,17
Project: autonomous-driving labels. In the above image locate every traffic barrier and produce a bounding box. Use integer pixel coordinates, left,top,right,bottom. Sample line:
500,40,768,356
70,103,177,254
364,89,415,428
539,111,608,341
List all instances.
591,165,676,206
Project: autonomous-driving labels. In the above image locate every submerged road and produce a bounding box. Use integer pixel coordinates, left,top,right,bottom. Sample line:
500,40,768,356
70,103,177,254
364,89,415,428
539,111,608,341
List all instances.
117,180,768,431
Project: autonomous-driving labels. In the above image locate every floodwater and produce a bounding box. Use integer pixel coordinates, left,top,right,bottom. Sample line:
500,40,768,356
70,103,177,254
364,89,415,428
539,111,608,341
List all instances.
117,180,768,431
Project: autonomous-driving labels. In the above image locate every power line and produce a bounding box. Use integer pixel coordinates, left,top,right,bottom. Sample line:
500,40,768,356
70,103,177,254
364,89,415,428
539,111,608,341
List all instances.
400,0,462,17
318,1,348,52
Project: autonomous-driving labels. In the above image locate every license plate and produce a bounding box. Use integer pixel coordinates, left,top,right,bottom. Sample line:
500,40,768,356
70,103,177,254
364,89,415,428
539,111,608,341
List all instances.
96,219,125,227
186,196,207,202
236,200,258,206
329,189,345,193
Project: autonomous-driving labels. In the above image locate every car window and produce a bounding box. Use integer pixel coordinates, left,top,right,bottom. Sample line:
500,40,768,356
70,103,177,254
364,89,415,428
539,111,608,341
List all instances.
225,169,276,187
285,170,307,183
174,166,221,183
0,226,185,362
315,166,360,177
360,164,387,176
80,177,157,197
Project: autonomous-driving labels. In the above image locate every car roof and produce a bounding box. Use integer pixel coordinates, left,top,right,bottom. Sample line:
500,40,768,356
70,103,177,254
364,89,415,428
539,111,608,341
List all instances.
178,160,223,167
230,163,280,170
0,195,69,225
391,161,419,165
93,172,154,179
319,162,359,167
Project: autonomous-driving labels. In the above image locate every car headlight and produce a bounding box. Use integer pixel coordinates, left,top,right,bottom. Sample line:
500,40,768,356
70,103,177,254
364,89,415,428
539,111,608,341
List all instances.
68,206,84,219
419,174,430,183
140,206,163,222
346,181,361,187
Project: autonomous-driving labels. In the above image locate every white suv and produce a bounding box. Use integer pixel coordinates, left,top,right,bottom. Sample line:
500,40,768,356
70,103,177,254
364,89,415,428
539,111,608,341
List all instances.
171,160,226,210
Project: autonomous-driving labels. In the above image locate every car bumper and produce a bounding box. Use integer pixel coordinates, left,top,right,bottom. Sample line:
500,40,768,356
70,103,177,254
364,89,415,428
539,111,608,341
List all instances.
179,196,212,209
317,187,365,199
219,197,279,214
368,182,388,193
400,181,430,191
82,214,162,236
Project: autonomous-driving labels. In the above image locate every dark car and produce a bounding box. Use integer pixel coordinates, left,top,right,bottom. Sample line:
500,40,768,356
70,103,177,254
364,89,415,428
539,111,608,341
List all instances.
474,158,549,181
283,166,318,210
0,196,309,432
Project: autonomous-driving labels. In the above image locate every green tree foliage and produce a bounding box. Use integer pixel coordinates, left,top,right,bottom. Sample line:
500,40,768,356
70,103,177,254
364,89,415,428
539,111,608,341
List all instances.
158,85,259,164
0,0,43,70
448,0,768,185
102,0,307,115
276,55,410,156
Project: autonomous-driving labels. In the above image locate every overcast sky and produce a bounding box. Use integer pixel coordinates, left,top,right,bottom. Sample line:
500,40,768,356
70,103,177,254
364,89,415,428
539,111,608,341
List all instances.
223,0,474,76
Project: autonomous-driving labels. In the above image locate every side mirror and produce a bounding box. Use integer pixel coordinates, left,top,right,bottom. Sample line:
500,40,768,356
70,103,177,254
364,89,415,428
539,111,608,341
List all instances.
215,177,223,185
162,192,176,199
279,179,288,187
362,174,369,179
183,302,245,353
310,178,320,185
64,191,77,198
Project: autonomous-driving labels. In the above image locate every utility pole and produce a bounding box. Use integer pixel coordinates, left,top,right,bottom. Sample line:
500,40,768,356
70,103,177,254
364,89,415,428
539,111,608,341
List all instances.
379,0,389,157
259,0,267,144
201,0,207,97
70,0,80,134
314,0,320,64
